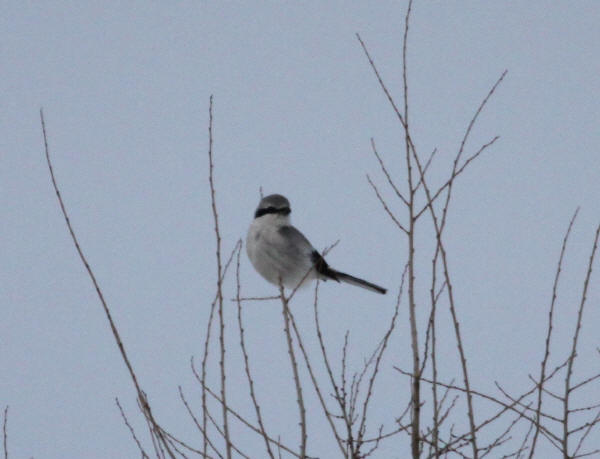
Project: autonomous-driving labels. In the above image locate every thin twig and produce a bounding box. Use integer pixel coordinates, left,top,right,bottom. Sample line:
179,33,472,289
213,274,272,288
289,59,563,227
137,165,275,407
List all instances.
515,419,535,459
356,264,407,452
366,175,408,234
438,71,507,237
201,286,218,455
363,405,411,444
192,367,309,459
206,95,231,459
414,136,500,220
139,397,162,458
286,282,346,456
414,148,438,194
159,426,208,457
115,398,150,459
530,208,579,458
495,383,562,423
371,138,409,207
399,4,423,457
39,110,175,458
203,240,245,451
204,401,251,459
235,241,275,459
408,70,508,457
573,408,600,457
356,33,405,128
234,295,280,302
2,406,7,459
563,222,600,455
395,369,562,448
479,404,526,458
428,243,443,458
179,386,222,459
279,283,307,458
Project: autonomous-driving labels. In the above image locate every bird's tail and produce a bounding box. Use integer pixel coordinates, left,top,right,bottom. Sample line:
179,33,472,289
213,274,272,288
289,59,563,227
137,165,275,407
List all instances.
311,250,386,295
332,270,387,295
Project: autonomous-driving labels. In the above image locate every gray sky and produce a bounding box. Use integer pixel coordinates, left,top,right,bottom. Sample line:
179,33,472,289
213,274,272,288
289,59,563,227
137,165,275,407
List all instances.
2,2,599,457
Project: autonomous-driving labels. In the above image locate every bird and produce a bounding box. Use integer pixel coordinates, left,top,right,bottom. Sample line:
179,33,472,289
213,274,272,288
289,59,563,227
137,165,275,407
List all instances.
246,194,387,295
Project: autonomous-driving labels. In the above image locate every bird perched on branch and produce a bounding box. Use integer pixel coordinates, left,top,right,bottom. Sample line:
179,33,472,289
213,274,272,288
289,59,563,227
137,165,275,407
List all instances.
246,194,386,295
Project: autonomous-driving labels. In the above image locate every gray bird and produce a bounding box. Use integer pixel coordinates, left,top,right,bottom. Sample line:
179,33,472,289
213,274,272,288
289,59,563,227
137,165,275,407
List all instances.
246,194,386,294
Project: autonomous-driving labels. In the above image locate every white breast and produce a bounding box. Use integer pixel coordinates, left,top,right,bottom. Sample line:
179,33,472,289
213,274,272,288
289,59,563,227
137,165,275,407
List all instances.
246,215,315,289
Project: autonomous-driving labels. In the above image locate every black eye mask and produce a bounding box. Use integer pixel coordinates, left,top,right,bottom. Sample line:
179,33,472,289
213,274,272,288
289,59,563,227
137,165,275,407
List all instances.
254,206,291,218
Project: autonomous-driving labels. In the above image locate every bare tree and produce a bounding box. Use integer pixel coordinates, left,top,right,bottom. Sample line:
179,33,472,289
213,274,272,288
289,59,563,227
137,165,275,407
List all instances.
36,2,599,458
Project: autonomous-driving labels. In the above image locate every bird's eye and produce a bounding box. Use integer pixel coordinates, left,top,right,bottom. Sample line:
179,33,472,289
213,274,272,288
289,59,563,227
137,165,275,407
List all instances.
267,206,276,212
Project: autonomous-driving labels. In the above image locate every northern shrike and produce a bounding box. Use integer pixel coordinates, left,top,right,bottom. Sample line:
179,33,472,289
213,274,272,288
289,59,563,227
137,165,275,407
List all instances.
246,194,387,295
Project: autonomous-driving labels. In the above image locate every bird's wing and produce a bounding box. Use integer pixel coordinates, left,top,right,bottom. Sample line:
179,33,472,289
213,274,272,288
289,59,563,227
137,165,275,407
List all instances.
276,225,314,257
276,225,386,294
278,226,342,282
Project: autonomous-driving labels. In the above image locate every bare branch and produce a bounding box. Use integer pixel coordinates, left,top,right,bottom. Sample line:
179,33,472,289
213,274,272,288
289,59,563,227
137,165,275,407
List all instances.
203,401,251,459
414,135,500,220
279,283,307,458
564,222,600,454
367,174,409,234
2,406,7,459
410,119,480,457
438,69,508,233
573,449,600,459
397,368,564,455
573,408,600,457
201,241,245,455
234,295,280,302
370,138,409,207
529,208,579,458
286,283,346,456
234,241,275,459
495,383,562,423
454,71,507,176
206,95,232,459
40,110,175,458
357,264,408,453
191,367,309,459
356,33,406,128
115,398,150,459
179,385,223,459
414,148,437,194
571,372,600,393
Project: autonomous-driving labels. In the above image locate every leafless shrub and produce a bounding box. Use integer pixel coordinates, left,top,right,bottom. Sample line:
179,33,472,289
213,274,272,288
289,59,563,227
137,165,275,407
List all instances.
36,1,599,458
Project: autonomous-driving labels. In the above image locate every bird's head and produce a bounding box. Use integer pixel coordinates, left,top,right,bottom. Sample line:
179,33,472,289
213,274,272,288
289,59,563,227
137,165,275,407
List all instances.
254,194,292,223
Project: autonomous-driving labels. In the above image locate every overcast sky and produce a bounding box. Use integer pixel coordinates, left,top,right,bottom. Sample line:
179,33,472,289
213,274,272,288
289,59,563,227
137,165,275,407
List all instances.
2,2,599,458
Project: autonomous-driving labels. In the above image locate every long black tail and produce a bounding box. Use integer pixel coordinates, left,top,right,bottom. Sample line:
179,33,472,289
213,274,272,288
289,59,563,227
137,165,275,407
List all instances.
333,270,387,295
311,250,386,295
